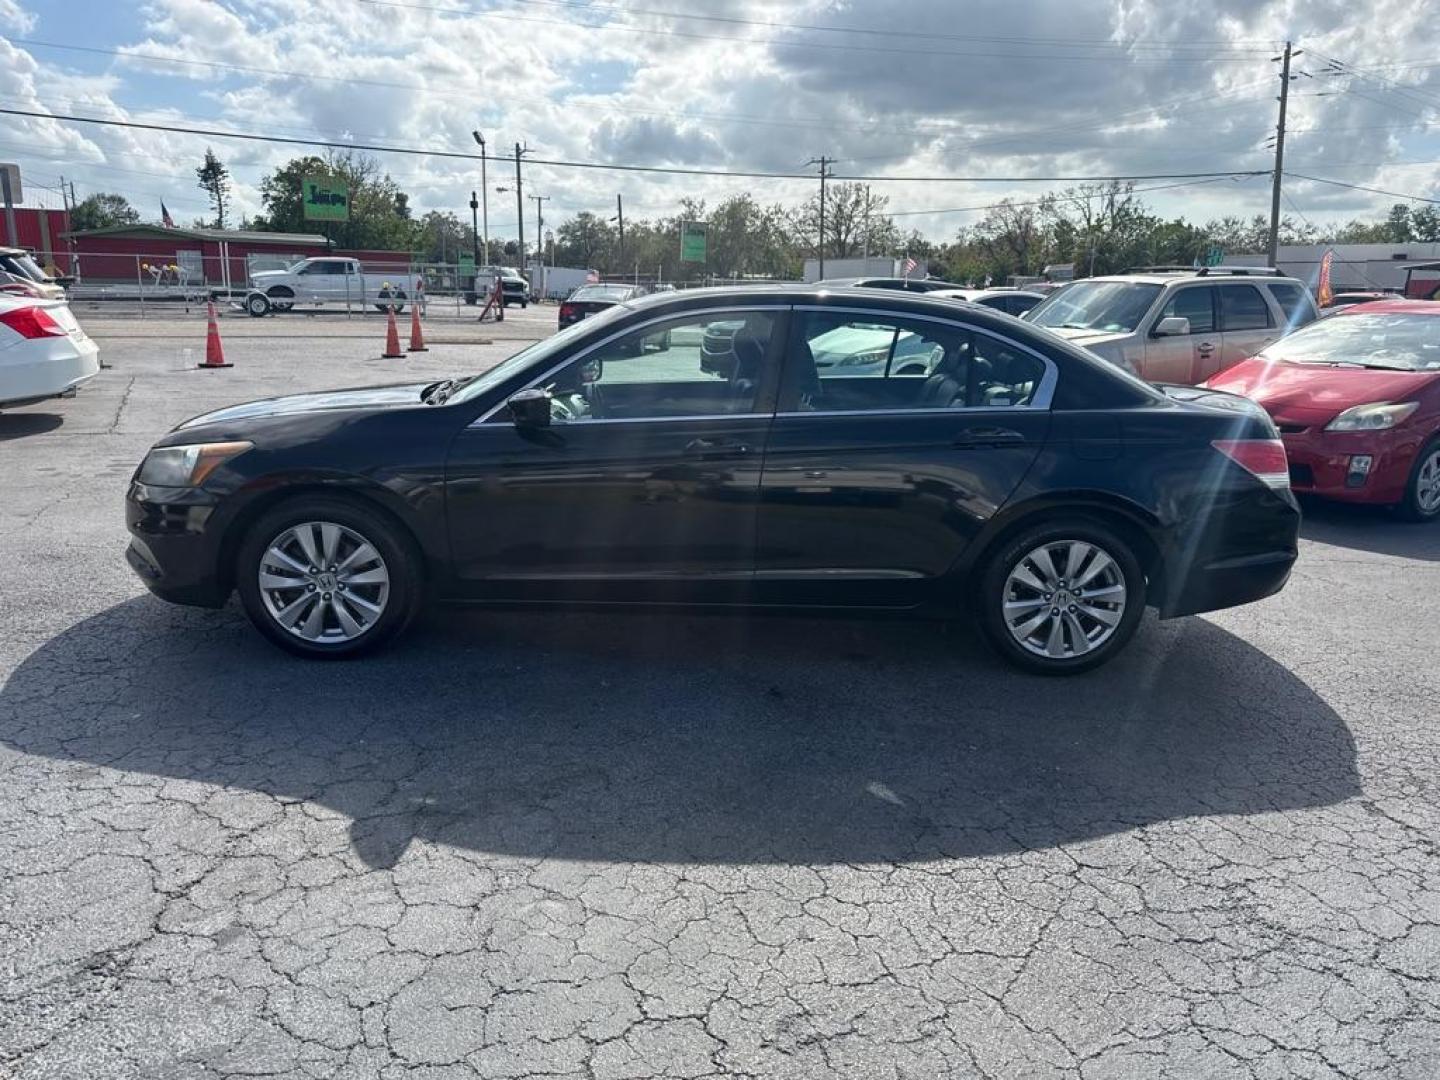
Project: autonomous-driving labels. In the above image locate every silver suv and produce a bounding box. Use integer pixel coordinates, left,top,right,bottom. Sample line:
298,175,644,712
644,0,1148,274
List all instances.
1025,267,1318,384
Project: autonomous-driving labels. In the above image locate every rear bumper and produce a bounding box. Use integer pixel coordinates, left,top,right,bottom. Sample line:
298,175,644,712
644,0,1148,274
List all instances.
1162,549,1295,619
125,483,231,608
0,334,100,407
1159,486,1300,618
1281,425,1425,505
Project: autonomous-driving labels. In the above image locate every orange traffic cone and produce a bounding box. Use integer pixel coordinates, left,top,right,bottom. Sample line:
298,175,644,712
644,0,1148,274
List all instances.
407,298,427,352
198,301,232,368
382,304,404,358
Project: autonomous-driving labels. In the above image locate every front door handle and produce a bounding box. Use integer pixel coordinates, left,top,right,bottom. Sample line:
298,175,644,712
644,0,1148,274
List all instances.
953,426,1025,447
1197,341,1216,354
684,437,751,460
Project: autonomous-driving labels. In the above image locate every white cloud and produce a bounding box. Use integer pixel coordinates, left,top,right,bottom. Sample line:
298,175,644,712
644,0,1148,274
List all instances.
0,0,35,33
3,0,1438,235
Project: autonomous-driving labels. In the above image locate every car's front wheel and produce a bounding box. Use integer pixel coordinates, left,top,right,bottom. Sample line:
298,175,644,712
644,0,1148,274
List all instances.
236,497,423,659
1396,438,1440,523
977,520,1145,675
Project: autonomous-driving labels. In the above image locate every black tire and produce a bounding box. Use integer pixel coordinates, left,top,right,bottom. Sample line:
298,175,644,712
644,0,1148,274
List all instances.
1395,437,1440,523
976,519,1146,675
235,496,424,659
246,293,270,317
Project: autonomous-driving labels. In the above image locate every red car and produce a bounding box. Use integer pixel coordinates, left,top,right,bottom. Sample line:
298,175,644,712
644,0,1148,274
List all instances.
1203,300,1440,521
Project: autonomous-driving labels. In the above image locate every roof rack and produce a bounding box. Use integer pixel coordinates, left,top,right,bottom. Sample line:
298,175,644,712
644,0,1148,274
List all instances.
1194,266,1283,277
1125,265,1196,274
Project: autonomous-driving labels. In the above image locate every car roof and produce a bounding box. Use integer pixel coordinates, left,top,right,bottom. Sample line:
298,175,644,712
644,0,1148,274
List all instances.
1333,299,1440,316
1075,272,1306,287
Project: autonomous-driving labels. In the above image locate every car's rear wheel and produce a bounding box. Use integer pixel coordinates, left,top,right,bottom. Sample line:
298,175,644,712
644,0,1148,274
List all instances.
1397,439,1440,523
236,498,423,659
977,520,1145,675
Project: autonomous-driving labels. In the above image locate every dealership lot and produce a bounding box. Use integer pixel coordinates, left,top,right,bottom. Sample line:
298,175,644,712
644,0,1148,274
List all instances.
2,313,1440,1078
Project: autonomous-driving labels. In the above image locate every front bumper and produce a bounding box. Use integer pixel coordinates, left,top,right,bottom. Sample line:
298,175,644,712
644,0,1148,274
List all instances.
125,483,231,607
1280,424,1422,505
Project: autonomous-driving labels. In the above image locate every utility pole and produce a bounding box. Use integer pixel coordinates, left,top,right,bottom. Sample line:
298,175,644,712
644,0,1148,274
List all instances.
806,156,832,279
471,131,489,263
528,193,550,264
612,194,625,273
1268,41,1300,268
513,142,531,270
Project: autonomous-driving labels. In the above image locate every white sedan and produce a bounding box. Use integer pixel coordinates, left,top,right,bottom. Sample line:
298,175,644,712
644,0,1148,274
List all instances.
0,296,100,409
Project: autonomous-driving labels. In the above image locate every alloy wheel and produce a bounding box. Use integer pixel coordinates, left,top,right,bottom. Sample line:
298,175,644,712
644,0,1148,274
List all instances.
257,521,390,643
1002,540,1128,659
1417,449,1440,514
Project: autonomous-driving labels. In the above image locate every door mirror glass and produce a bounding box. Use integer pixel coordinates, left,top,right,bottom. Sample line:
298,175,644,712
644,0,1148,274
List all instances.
507,387,552,428
1153,316,1191,337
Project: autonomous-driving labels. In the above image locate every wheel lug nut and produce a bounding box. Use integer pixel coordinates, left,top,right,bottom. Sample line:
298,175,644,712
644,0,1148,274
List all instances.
1068,604,1077,613
1043,593,1052,601
1050,608,1059,616
337,583,346,592
308,566,317,574
307,583,316,592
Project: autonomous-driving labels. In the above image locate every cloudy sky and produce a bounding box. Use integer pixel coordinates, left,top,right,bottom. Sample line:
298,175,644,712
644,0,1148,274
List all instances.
2,0,1439,244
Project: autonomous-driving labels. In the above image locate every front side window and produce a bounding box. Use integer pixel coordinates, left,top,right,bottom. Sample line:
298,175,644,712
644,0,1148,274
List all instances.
1158,286,1216,335
543,310,779,422
1218,284,1273,331
785,311,1046,412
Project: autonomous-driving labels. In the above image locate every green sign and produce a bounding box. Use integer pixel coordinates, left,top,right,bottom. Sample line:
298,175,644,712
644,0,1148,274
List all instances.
302,177,350,222
458,254,476,277
680,221,707,263
1205,245,1225,267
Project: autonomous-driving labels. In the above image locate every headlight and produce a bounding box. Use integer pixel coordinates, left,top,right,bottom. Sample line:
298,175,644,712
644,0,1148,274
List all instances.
837,348,890,368
1324,402,1419,432
137,441,253,487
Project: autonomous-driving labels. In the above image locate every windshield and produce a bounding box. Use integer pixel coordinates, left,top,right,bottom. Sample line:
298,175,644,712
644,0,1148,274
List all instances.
1028,281,1163,334
570,285,631,303
0,252,48,282
445,303,633,404
1261,312,1440,371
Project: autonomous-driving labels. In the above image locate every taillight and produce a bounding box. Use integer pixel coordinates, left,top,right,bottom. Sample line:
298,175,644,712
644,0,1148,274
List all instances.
559,303,575,320
0,304,67,339
1212,438,1290,489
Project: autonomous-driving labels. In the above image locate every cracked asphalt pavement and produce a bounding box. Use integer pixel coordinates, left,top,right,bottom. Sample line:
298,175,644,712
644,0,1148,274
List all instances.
2,309,1439,1078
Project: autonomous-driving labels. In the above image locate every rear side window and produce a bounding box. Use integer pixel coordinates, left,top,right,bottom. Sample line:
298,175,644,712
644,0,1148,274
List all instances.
1267,282,1316,329
1219,284,1273,331
1159,286,1215,334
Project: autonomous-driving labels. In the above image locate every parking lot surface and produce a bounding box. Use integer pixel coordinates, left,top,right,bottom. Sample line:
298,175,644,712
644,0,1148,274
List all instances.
2,314,1439,1079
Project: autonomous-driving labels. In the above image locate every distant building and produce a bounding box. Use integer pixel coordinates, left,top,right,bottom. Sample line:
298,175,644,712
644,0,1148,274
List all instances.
1227,242,1440,294
802,257,927,282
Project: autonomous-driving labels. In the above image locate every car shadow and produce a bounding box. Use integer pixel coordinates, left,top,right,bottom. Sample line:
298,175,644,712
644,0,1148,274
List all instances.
0,412,63,440
1298,496,1440,562
0,598,1359,869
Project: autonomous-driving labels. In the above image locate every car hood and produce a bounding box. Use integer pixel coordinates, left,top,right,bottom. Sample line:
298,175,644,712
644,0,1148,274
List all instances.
175,383,431,429
1045,327,1132,350
1204,358,1440,423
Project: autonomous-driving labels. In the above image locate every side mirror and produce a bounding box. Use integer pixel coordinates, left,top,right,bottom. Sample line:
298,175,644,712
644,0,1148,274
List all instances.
507,387,552,428
1153,316,1191,338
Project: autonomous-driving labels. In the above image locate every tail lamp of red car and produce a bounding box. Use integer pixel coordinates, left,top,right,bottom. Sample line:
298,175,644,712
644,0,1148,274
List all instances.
559,303,576,321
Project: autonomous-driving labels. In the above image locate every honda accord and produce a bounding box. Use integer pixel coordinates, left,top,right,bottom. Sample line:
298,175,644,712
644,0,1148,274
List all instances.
126,286,1300,674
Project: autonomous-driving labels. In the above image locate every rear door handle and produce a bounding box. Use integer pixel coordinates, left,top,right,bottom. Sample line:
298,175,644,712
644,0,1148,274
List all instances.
684,437,751,460
953,426,1025,447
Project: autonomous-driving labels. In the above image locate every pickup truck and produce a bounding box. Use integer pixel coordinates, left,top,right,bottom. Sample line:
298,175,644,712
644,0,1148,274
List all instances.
242,257,409,317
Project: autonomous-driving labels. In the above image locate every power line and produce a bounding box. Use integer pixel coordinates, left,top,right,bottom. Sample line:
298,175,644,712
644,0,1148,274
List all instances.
1285,172,1440,204
887,175,1255,219
0,106,1273,184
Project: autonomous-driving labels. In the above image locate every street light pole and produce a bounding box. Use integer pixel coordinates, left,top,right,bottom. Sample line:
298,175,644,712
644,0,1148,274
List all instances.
471,131,489,263
469,191,480,267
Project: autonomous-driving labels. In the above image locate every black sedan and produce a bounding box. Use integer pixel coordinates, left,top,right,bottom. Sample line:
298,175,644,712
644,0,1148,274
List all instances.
126,286,1299,674
558,283,646,329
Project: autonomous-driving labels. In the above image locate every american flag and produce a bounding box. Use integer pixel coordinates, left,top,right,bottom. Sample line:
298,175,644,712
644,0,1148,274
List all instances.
160,202,175,228
1317,249,1334,307
902,256,917,277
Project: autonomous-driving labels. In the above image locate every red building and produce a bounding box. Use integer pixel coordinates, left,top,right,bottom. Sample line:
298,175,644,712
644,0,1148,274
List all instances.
4,208,414,287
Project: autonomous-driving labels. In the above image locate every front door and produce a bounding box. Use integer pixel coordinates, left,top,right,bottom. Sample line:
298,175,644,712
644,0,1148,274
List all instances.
753,307,1052,607
444,307,785,603
296,259,348,303
1143,284,1218,384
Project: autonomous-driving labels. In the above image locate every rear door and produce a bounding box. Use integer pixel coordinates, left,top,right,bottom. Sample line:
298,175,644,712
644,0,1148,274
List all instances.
1144,284,1218,384
1216,283,1278,375
753,305,1053,607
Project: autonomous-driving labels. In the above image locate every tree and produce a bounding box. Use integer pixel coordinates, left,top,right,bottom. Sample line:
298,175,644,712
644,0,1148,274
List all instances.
416,210,473,263
69,192,139,231
1410,205,1440,243
195,148,231,229
554,211,616,268
1385,203,1414,243
251,151,418,250
793,182,899,262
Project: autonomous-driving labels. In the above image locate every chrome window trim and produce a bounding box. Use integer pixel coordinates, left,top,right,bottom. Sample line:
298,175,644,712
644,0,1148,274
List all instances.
545,413,770,425
790,304,1059,411
470,304,792,426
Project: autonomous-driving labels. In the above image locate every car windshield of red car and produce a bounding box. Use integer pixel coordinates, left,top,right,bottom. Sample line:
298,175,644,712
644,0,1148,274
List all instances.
1262,313,1440,372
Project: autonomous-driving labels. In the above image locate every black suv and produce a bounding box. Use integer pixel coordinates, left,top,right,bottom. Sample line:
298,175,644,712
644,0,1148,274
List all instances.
126,286,1299,674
